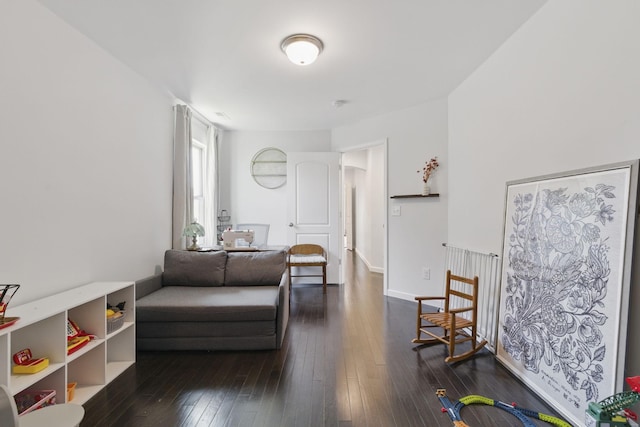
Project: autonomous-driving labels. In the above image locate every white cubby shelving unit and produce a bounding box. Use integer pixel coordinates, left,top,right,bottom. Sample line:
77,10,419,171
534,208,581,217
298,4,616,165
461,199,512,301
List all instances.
0,281,135,405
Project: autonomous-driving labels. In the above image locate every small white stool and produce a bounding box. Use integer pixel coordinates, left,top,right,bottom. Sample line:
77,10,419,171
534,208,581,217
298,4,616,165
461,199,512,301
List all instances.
20,404,85,427
0,385,85,427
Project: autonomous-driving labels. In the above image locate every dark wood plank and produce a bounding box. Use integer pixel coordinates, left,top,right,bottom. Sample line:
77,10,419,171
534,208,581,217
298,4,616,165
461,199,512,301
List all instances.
80,251,567,427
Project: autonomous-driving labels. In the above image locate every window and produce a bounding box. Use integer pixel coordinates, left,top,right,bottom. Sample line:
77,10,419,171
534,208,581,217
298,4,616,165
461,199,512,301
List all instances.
190,116,217,247
191,138,206,225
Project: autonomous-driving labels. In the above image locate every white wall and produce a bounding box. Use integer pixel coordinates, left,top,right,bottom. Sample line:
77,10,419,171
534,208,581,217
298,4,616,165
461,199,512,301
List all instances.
0,1,174,306
333,100,449,299
219,130,331,245
448,0,640,390
342,149,367,170
449,1,640,253
363,145,385,271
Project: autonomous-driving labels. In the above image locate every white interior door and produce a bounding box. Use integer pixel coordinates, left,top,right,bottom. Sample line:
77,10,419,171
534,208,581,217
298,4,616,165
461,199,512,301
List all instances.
287,152,341,284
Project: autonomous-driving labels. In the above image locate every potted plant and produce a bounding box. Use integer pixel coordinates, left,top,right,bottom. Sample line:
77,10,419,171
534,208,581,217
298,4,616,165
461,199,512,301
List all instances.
418,156,439,195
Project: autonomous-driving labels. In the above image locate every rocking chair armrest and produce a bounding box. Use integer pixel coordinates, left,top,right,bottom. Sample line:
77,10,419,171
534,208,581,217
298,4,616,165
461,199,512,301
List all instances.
414,296,446,302
449,306,472,314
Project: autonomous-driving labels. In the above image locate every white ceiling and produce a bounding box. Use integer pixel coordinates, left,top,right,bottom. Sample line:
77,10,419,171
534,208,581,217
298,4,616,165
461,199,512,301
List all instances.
37,0,546,131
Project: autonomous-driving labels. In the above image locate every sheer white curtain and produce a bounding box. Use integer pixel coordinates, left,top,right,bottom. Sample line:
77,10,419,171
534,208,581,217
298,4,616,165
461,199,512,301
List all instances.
172,104,218,249
172,105,193,249
202,124,218,247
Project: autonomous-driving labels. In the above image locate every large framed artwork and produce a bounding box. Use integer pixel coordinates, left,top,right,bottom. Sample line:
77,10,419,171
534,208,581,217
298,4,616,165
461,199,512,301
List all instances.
497,160,639,426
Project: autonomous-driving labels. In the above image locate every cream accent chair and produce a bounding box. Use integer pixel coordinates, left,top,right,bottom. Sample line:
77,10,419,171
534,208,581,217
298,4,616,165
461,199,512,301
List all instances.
287,244,327,294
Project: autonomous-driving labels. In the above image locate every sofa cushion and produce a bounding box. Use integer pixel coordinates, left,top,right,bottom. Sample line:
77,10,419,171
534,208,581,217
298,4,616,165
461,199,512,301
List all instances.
136,286,279,322
163,250,227,287
224,250,286,286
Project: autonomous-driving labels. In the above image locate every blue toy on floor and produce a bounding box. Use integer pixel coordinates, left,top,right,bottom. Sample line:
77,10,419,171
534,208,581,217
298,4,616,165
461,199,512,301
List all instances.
435,388,571,427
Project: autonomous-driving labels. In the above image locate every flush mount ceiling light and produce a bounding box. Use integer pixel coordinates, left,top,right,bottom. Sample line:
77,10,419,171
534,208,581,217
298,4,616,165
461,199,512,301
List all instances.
281,34,323,66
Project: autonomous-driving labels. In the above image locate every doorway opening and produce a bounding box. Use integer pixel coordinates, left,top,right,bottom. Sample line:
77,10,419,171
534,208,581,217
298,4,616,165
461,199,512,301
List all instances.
340,139,388,294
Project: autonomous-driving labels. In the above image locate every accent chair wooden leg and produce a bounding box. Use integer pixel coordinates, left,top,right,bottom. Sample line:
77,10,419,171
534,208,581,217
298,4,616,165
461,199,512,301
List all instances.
322,264,327,293
288,264,292,294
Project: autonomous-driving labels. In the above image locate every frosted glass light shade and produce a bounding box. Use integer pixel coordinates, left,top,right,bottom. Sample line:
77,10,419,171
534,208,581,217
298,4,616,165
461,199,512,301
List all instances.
182,221,205,237
183,220,205,251
281,34,323,66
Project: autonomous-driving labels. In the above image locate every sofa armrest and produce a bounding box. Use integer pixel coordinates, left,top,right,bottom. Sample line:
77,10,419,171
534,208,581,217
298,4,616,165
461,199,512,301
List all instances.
136,273,163,300
276,270,290,349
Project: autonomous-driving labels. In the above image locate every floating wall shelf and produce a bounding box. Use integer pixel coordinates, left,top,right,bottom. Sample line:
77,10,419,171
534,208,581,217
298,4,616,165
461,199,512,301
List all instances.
390,193,440,199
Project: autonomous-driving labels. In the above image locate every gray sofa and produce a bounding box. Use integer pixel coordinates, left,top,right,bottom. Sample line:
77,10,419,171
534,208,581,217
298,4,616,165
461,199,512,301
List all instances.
135,249,289,351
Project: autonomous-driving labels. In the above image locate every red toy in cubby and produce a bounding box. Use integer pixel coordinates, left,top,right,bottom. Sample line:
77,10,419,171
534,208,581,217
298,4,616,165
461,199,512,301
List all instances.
12,348,49,374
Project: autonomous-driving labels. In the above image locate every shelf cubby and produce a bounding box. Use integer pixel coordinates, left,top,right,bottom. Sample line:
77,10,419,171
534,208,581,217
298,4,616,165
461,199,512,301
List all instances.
0,282,135,404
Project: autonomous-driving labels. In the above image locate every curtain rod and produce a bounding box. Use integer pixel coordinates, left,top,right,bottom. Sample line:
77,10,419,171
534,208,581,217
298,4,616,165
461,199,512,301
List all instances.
173,104,215,128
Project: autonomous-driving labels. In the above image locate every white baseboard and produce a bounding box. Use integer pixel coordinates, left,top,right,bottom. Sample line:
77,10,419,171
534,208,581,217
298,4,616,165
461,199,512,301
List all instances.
385,289,415,302
354,248,383,274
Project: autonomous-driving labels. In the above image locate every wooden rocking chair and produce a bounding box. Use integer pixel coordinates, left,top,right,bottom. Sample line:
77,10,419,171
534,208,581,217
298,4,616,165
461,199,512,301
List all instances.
412,270,487,363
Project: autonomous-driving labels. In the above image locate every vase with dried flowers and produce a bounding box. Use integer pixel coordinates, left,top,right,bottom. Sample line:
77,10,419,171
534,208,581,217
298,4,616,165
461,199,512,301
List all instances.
418,156,439,195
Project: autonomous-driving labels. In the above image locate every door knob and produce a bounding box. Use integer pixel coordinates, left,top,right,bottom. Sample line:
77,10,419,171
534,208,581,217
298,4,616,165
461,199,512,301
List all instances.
288,223,294,227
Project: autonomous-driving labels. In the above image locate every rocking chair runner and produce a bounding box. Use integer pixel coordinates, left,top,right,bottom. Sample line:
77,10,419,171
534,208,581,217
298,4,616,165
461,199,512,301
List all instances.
412,270,487,363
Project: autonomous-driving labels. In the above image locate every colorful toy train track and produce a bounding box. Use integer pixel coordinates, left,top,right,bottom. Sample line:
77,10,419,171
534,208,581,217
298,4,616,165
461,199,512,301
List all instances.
436,388,572,427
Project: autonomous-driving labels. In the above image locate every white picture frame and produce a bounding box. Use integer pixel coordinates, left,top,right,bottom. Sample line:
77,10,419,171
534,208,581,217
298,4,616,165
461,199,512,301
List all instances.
496,160,639,426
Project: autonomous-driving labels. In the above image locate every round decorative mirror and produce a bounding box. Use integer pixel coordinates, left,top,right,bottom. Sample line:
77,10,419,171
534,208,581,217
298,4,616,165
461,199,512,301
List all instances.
250,147,287,189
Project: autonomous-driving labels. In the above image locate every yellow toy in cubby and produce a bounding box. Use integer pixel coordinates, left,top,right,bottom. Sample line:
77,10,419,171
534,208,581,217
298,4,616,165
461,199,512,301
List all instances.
12,348,49,374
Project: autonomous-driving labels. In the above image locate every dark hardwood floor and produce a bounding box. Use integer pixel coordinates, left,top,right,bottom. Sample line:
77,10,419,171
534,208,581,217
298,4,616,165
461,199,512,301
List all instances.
81,251,568,427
